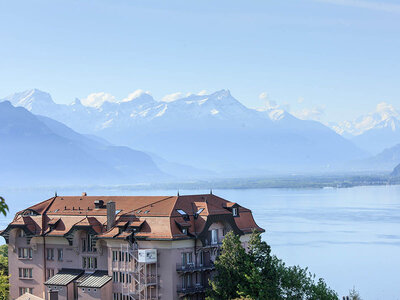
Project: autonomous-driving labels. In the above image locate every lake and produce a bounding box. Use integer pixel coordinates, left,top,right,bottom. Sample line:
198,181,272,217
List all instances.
1,185,400,299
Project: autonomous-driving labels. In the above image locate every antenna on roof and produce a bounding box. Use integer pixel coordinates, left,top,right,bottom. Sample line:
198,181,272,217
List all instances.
177,190,180,196
54,191,57,197
210,189,213,195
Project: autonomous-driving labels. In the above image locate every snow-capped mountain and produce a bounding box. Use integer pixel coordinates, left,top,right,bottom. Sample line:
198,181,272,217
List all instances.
331,103,400,154
0,100,163,185
1,89,366,173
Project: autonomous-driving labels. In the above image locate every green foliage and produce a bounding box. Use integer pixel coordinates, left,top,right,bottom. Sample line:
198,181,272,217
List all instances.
207,231,249,299
348,286,362,300
0,256,7,278
0,245,8,300
0,270,9,300
208,230,338,300
0,197,8,217
0,246,7,259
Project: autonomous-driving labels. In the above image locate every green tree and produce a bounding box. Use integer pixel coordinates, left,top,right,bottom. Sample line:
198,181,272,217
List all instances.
0,270,9,300
348,286,362,300
0,197,9,299
239,231,280,299
207,231,249,299
208,231,338,300
0,245,7,259
0,197,8,217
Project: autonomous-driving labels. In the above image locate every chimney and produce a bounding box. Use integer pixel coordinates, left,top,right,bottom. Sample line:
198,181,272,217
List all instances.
49,290,59,300
107,201,116,230
82,192,87,196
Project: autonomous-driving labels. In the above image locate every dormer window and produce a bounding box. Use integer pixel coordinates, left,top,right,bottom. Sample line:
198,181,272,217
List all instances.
232,207,238,216
182,228,188,235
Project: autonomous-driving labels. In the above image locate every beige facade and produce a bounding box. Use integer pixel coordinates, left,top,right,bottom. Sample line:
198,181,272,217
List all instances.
2,194,263,300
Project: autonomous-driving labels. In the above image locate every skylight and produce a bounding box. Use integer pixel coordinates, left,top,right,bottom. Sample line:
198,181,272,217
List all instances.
196,208,204,215
176,209,187,215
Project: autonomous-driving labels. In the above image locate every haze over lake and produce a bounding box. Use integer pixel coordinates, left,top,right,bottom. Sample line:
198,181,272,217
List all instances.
2,185,399,299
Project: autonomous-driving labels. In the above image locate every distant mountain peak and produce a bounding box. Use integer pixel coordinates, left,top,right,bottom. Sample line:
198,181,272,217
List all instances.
332,102,400,136
211,89,231,98
70,98,82,106
2,88,55,111
121,89,153,102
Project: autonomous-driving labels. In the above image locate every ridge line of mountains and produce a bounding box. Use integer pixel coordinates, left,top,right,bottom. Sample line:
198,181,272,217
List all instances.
1,89,400,186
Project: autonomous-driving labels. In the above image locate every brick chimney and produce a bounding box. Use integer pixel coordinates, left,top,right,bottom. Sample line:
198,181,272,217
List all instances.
107,201,116,231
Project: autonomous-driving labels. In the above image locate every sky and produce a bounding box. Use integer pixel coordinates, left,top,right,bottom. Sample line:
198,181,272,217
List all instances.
0,0,399,123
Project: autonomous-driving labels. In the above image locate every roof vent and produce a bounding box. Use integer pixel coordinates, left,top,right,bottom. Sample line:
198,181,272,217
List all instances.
94,200,105,208
82,192,87,196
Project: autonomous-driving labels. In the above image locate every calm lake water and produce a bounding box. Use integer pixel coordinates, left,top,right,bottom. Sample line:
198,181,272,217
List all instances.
2,185,400,299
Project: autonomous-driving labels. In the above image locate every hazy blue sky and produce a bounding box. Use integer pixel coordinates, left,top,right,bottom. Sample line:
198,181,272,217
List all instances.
0,0,399,122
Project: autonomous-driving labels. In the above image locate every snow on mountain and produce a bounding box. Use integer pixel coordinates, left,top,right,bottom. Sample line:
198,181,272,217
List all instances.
332,102,400,154
1,89,366,173
0,100,164,185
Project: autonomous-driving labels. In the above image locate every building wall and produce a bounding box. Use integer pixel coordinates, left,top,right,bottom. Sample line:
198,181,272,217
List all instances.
8,221,253,300
8,229,44,300
44,284,68,300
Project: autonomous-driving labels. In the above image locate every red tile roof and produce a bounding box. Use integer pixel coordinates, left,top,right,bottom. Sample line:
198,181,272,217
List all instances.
4,194,264,241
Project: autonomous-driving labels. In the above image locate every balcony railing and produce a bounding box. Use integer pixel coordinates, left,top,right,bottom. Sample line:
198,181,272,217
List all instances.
176,262,215,273
202,240,223,248
177,283,208,295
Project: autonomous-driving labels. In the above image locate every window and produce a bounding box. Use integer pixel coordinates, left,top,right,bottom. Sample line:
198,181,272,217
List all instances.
182,228,187,235
46,248,54,260
113,272,118,282
199,251,204,266
81,238,87,252
182,274,192,289
196,208,204,215
87,235,93,252
181,252,193,266
82,257,98,269
118,251,124,262
211,229,218,244
18,248,32,259
57,249,63,261
46,268,55,280
232,207,238,216
112,250,118,262
18,230,25,237
177,209,187,215
19,268,33,279
19,287,33,296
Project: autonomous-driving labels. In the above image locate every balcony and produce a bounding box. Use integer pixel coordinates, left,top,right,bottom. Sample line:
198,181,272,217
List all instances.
176,262,215,273
140,274,158,286
202,240,223,248
177,283,208,296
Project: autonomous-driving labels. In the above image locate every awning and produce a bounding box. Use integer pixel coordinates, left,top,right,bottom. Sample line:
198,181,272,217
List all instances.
77,270,112,288
44,269,84,286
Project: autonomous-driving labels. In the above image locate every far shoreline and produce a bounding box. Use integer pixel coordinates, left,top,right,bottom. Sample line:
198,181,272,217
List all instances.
2,173,400,191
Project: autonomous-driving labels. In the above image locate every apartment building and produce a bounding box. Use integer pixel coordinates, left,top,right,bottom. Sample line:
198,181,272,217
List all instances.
1,193,264,300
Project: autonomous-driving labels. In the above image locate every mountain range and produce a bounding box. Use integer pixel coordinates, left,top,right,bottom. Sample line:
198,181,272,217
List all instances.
331,102,400,155
1,89,369,174
0,100,164,185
